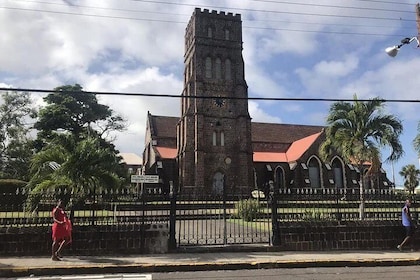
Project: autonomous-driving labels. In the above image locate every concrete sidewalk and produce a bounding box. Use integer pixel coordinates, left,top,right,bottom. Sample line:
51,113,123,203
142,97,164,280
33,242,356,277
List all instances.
1,250,420,278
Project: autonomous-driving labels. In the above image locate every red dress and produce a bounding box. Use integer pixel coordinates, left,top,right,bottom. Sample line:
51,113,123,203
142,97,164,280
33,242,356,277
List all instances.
52,207,68,241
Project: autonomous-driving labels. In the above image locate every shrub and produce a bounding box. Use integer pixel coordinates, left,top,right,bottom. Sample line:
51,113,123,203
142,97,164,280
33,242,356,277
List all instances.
234,199,261,222
301,209,333,222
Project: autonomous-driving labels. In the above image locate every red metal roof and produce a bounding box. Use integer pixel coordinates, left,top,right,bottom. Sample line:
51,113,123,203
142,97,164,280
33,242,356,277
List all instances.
156,147,177,159
253,132,322,162
148,114,325,163
253,152,287,162
286,132,322,162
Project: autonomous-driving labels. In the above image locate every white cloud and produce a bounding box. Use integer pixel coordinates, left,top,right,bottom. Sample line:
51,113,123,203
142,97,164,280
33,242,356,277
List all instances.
1,0,419,182
249,101,282,123
295,55,359,97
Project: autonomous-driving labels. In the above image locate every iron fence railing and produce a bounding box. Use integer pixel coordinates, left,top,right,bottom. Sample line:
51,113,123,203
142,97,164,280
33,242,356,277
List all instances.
175,190,271,245
0,187,171,228
0,187,416,247
274,187,416,223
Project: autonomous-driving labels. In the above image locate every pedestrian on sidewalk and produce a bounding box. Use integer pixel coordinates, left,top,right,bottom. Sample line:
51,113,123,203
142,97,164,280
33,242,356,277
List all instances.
51,199,72,261
397,199,414,251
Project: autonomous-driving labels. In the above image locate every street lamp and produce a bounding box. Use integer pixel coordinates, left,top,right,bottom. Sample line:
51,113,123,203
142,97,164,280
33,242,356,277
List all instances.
385,36,419,57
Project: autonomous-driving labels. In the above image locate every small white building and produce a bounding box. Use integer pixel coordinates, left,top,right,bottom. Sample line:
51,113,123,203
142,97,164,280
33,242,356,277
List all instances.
119,153,143,175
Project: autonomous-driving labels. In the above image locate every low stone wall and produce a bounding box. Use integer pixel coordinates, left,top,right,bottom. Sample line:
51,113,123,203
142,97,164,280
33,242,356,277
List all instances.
278,221,408,251
0,221,411,255
0,223,169,256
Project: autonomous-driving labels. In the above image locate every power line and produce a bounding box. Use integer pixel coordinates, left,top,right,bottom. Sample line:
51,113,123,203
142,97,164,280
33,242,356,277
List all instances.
250,0,414,11
0,5,415,38
131,0,416,21
13,0,416,14
9,0,414,33
3,1,417,23
1,87,419,103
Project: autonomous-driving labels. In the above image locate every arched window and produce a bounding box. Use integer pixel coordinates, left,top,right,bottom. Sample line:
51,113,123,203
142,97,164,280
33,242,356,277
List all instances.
220,131,225,146
207,27,213,38
308,157,321,188
212,131,217,146
275,166,285,189
225,29,230,40
215,58,221,79
212,172,224,195
225,59,231,80
205,57,212,78
332,158,344,188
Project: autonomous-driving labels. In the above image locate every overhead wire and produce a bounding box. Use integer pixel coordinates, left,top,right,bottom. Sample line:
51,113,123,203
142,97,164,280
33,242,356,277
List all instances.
0,2,416,38
130,0,416,21
1,0,415,36
0,87,419,104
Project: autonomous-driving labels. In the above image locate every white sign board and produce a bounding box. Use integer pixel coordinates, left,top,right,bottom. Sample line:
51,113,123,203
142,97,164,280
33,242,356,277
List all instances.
131,175,159,183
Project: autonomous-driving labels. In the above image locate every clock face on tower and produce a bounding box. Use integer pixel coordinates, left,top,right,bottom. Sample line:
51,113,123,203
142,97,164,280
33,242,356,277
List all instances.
213,96,225,108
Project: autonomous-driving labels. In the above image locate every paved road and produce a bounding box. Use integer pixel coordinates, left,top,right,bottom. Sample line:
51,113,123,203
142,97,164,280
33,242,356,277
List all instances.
8,266,420,280
152,266,420,280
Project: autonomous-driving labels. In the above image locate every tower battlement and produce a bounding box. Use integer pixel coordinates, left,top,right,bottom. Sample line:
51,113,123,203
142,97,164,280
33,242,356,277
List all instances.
194,7,241,20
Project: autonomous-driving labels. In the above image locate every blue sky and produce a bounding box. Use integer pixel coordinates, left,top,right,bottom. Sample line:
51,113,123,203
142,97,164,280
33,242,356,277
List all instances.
1,0,419,186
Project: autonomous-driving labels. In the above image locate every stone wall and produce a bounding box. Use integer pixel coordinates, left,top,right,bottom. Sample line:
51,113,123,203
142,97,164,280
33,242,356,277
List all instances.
0,222,411,256
0,223,169,256
278,222,408,251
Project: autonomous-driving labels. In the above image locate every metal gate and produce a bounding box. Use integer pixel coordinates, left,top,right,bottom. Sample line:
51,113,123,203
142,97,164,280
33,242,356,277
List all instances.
174,190,272,246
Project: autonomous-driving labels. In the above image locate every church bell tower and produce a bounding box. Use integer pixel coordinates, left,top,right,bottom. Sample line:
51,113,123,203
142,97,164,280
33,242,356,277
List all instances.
177,8,253,195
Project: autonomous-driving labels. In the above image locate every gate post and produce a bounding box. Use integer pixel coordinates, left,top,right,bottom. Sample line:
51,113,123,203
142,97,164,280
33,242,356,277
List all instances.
269,180,280,246
168,181,177,251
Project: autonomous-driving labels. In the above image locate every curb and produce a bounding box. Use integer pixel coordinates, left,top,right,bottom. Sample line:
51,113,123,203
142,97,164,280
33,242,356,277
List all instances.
2,258,420,278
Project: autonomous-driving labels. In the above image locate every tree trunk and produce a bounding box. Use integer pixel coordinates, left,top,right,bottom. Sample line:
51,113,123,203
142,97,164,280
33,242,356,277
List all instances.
359,166,365,220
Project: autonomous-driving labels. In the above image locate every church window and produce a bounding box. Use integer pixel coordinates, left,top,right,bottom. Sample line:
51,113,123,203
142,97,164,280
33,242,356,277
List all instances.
308,157,321,188
212,172,224,195
205,57,212,78
207,27,213,38
212,131,217,146
332,158,344,189
275,166,285,189
215,58,221,79
225,59,231,80
225,29,230,40
220,131,225,146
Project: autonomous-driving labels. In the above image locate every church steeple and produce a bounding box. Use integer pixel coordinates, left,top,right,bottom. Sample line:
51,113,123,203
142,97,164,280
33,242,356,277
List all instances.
177,8,253,194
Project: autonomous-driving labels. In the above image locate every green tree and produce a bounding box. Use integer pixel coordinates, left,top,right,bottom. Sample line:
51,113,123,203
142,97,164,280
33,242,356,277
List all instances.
414,122,420,156
0,91,37,180
319,95,403,219
399,164,420,195
34,84,125,146
27,134,125,210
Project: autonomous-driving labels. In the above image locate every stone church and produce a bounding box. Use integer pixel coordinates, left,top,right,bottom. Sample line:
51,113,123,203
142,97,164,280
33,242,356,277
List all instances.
142,8,392,195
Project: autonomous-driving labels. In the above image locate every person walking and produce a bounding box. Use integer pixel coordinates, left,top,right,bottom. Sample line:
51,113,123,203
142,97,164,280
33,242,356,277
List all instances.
397,199,414,251
51,199,71,261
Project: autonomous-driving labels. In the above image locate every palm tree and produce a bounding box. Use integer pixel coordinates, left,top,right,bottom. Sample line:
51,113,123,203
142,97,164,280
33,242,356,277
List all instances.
27,134,124,211
319,95,403,219
414,122,420,156
399,164,420,195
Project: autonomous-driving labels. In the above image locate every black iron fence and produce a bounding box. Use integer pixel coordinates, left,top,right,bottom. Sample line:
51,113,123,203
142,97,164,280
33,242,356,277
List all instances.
0,187,171,228
0,187,416,248
273,187,415,223
175,189,271,246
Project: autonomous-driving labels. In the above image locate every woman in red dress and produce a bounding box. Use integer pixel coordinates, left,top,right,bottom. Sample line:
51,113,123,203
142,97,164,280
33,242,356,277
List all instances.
51,200,71,261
